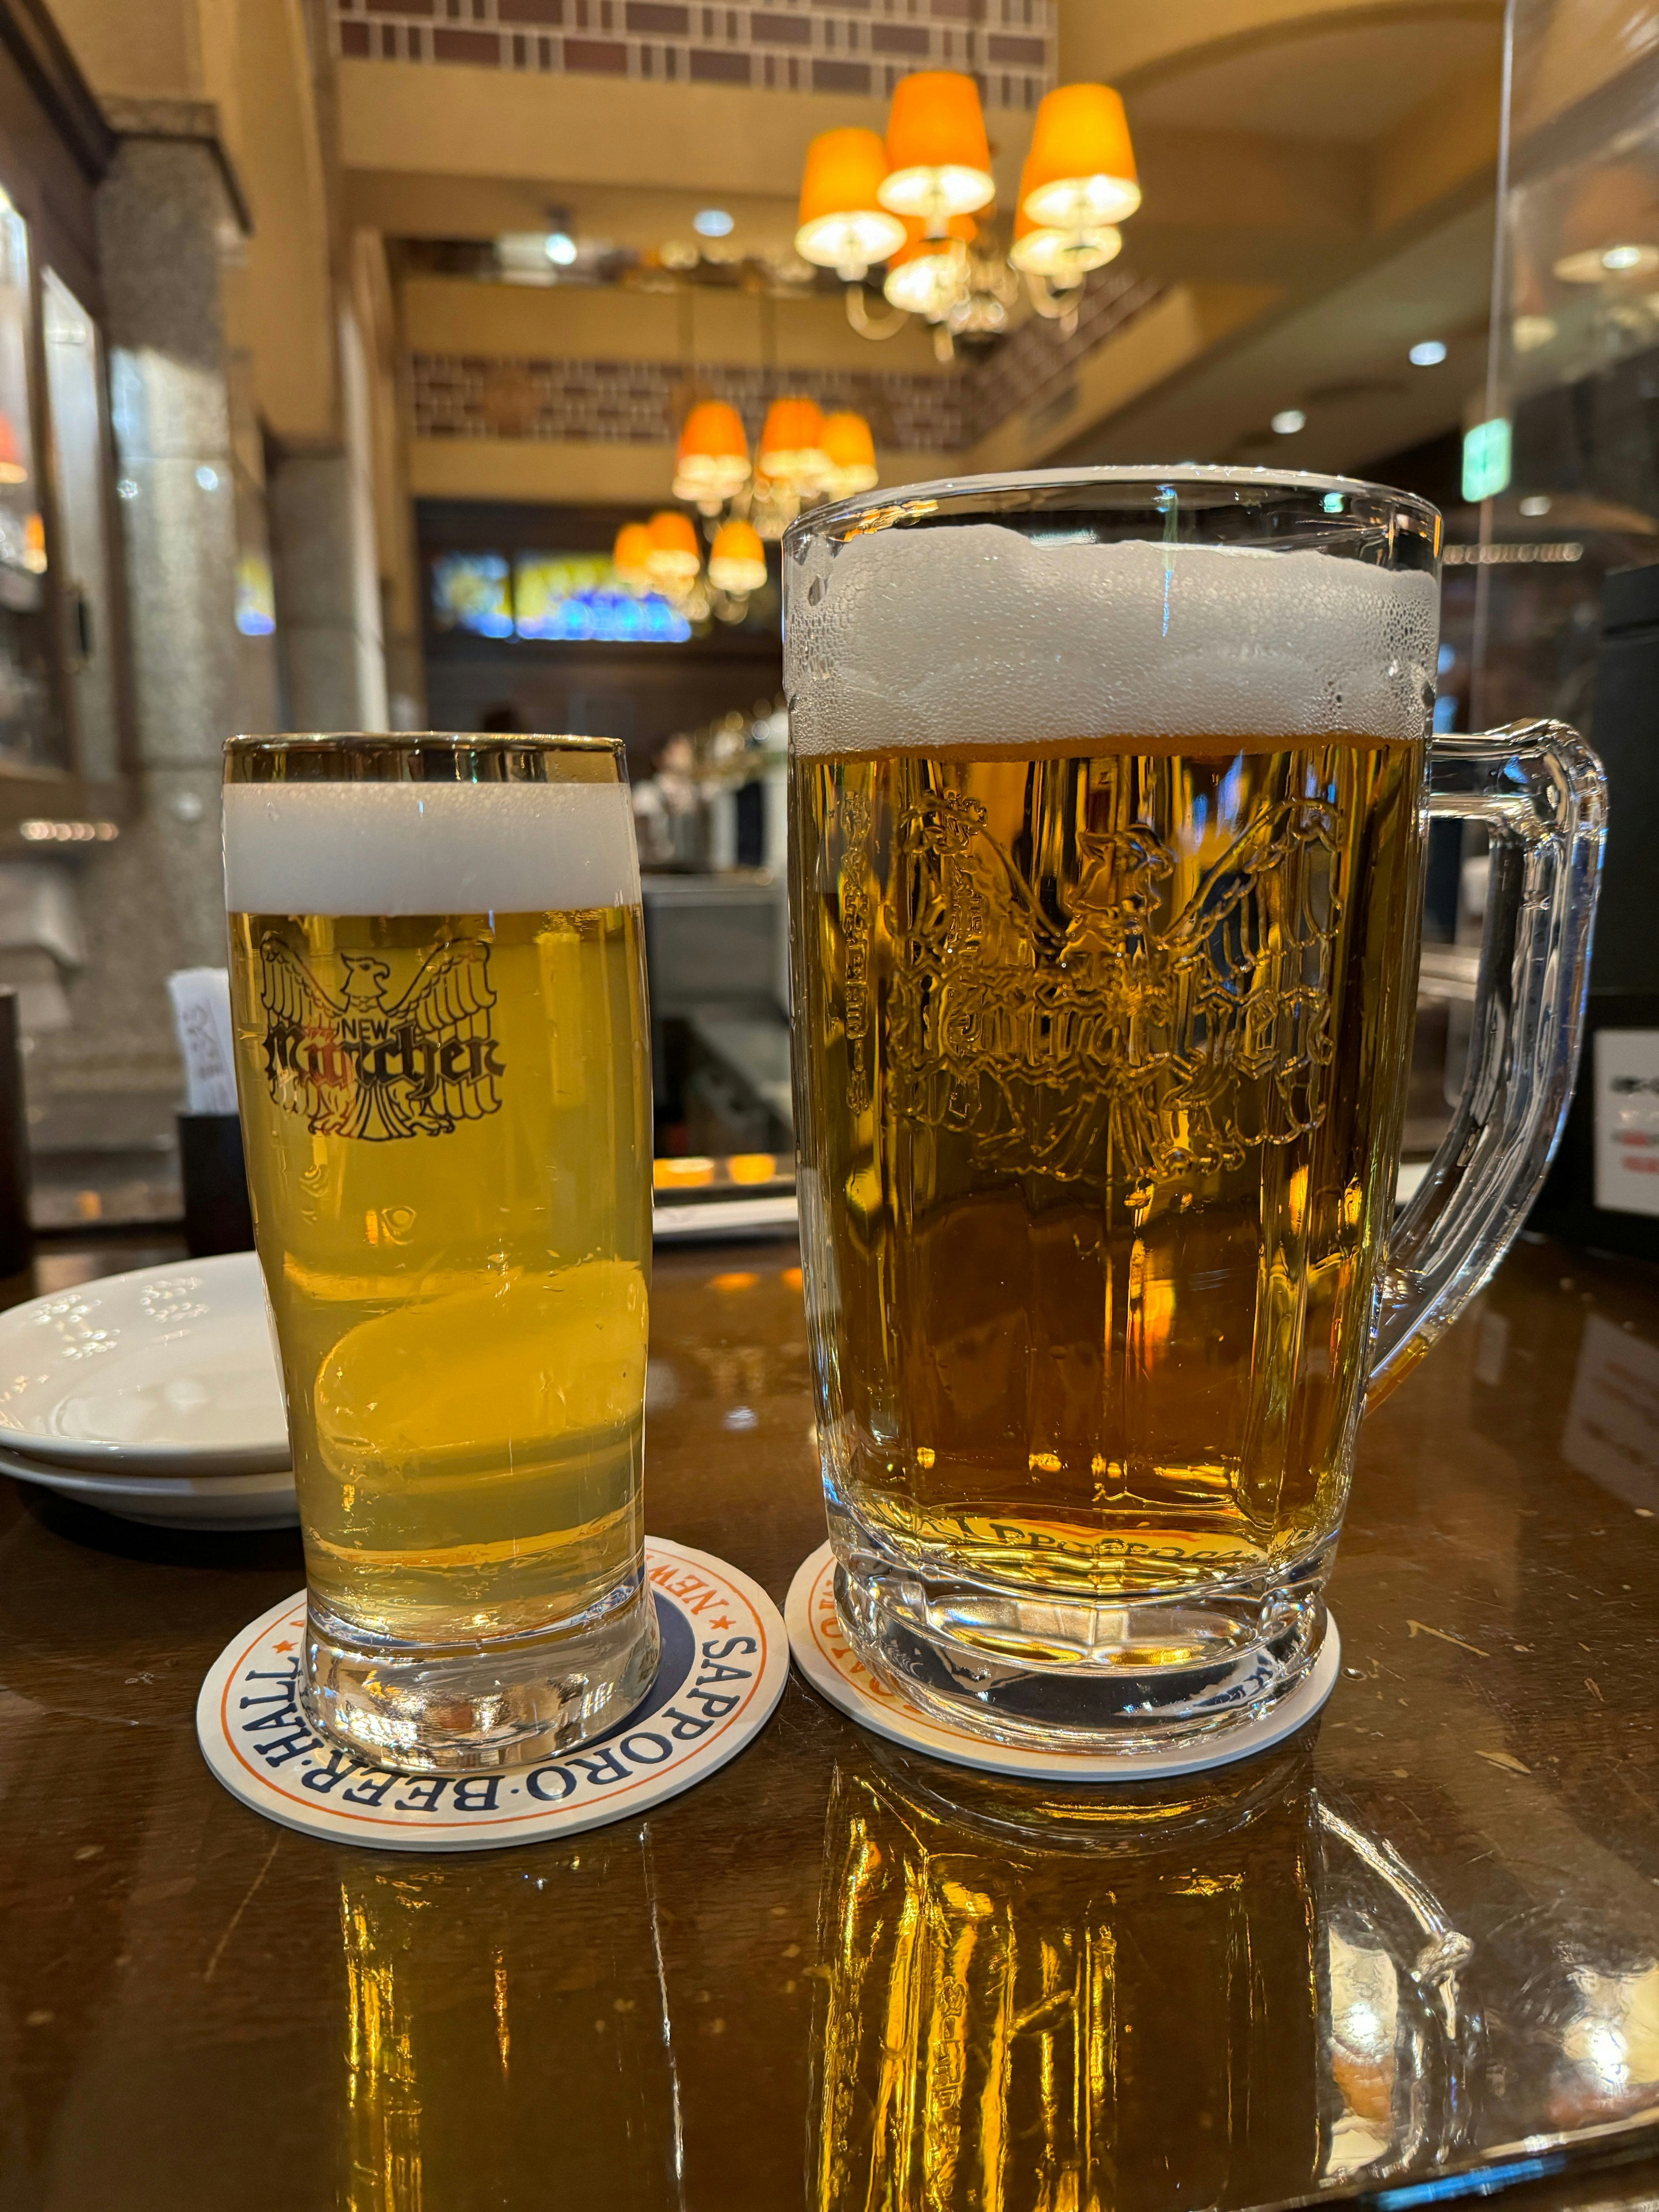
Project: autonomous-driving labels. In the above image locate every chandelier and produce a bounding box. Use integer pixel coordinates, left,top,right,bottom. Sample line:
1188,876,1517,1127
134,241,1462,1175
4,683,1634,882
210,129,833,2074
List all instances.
796,73,1140,356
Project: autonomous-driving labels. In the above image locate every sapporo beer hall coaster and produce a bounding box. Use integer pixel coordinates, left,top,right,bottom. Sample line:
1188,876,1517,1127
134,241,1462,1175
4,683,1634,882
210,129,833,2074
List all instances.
785,1542,1341,1782
198,1540,788,1851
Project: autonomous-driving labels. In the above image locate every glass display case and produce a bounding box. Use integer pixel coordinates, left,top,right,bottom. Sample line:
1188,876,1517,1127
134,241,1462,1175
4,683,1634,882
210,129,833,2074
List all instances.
42,270,122,788
0,192,57,774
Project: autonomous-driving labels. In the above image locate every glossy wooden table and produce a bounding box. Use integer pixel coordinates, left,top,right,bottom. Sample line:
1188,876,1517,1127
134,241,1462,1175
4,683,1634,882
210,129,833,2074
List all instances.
3,1230,1659,2211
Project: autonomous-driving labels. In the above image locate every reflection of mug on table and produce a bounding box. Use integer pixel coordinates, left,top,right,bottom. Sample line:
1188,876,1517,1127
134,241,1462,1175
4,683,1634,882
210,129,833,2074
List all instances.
809,1748,1475,2212
785,469,1605,1752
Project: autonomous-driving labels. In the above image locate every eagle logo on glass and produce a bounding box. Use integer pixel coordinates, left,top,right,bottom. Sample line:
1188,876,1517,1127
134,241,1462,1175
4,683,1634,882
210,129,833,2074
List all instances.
256,935,504,1140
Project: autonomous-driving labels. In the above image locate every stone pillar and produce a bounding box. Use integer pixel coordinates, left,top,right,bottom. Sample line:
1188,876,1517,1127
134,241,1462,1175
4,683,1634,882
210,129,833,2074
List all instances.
266,305,389,733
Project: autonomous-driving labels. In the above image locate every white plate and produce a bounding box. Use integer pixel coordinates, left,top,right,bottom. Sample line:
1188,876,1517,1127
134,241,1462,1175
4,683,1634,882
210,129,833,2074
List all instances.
0,1251,289,1475
0,1439,298,1530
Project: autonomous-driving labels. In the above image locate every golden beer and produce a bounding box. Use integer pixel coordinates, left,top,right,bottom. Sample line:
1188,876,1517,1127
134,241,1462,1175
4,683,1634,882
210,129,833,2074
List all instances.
785,490,1454,1745
224,736,657,1770
228,905,651,1643
793,735,1423,1603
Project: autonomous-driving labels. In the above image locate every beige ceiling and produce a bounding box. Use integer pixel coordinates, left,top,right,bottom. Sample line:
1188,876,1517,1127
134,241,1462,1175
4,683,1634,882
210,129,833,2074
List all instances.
342,0,1508,499
1126,10,1500,143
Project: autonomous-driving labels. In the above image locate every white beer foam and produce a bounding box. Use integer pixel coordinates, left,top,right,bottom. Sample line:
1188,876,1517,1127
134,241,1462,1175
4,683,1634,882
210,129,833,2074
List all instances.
224,778,642,916
786,527,1438,752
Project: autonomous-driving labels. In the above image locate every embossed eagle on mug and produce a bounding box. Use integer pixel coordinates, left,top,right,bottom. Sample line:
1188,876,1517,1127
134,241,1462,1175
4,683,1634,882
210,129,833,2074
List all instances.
884,782,1342,1186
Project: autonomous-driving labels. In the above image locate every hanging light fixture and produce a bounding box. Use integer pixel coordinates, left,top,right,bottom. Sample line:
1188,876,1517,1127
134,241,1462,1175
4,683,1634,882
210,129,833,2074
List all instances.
883,216,975,318
1010,152,1122,286
820,412,880,499
613,521,655,592
757,396,830,492
878,71,995,228
795,128,906,279
646,508,702,591
796,72,1144,353
672,400,750,512
1020,83,1140,231
708,517,768,595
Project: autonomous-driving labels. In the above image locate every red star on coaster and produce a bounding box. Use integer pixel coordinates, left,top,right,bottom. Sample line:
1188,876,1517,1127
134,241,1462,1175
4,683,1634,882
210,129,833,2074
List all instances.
273,1640,296,1653
709,1615,733,1631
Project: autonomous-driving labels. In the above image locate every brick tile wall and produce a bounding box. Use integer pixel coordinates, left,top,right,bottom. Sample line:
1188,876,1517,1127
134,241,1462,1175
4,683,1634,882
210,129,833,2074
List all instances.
335,0,1055,108
411,354,973,447
408,268,1167,454
967,267,1167,443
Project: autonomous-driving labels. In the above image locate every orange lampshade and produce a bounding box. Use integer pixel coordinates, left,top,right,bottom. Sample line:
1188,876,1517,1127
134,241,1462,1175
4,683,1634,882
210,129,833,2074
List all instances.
757,395,829,489
1009,159,1122,281
883,216,974,317
646,508,702,582
0,412,27,486
796,127,907,274
820,411,879,499
1021,83,1140,230
707,517,768,595
878,71,995,221
673,400,750,505
613,521,654,588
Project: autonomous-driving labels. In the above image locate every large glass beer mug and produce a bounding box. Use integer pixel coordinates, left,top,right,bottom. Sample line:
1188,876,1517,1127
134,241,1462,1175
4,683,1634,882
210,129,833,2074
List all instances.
785,469,1605,1753
224,733,657,1772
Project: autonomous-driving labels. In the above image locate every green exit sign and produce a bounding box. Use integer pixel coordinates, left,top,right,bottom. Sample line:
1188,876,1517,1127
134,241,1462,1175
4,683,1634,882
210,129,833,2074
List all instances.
1462,417,1512,503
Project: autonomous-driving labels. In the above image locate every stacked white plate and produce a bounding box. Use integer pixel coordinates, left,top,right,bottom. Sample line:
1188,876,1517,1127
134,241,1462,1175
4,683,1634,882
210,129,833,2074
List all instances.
0,1252,298,1530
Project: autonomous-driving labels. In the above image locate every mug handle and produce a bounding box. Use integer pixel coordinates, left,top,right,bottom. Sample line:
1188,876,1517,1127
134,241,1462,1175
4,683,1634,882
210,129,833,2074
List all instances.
1366,719,1608,1409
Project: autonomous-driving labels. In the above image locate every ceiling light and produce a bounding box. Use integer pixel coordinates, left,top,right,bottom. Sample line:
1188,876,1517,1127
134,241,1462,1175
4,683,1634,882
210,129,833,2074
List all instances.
883,223,973,319
1408,339,1448,366
545,232,578,266
613,522,655,593
757,396,830,490
708,518,767,595
1554,241,1659,282
795,129,906,277
1271,409,1306,435
672,400,751,510
820,411,880,498
1519,494,1553,516
1010,160,1121,281
693,208,734,238
646,509,702,585
1020,82,1141,231
877,71,995,222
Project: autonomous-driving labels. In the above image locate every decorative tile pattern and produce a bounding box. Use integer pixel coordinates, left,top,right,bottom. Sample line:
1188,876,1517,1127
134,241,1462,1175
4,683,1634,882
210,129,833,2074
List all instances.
411,353,973,448
409,267,1167,456
334,0,1055,110
966,267,1167,445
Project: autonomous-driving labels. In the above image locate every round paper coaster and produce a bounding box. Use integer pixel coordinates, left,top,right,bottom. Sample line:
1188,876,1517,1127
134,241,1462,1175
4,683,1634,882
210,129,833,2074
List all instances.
197,1539,788,1852
785,1542,1340,1781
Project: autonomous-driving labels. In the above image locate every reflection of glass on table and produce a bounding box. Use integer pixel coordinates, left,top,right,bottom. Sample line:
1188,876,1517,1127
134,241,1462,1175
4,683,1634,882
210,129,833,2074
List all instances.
810,1747,1477,2212
339,1831,681,2209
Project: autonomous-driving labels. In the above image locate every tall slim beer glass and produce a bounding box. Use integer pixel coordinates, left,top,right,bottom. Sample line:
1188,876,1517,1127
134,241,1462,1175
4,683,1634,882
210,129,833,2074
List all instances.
224,733,658,1773
785,469,1605,1754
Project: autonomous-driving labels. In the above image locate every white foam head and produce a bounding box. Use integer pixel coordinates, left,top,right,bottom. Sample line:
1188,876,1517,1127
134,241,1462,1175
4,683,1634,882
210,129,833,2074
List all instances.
223,778,642,916
785,525,1438,753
